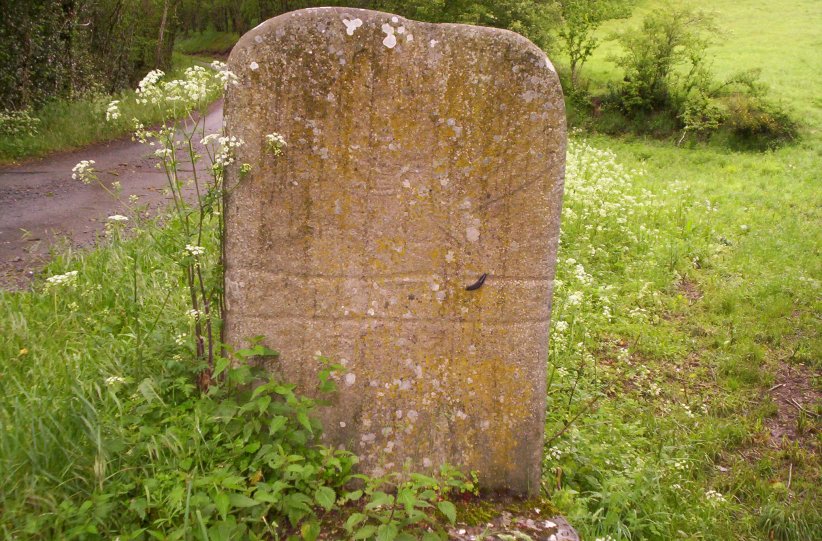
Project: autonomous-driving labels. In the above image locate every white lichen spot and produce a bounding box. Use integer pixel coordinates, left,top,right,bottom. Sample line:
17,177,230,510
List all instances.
391,16,399,23
334,199,342,215
406,34,413,42
339,421,347,428
367,308,376,316
429,39,439,47
343,17,363,36
436,290,447,303
402,179,411,189
361,433,376,443
423,458,433,468
430,282,440,292
456,410,468,420
445,250,455,263
345,373,356,386
481,420,490,430
383,32,397,49
249,61,259,71
407,410,419,422
395,410,403,419
466,226,480,242
254,35,263,43
381,22,397,48
397,26,405,34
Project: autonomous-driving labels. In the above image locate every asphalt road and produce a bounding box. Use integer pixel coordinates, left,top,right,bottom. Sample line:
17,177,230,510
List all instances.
0,100,223,289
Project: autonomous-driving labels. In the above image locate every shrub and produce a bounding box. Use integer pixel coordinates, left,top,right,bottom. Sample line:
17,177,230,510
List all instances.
721,94,798,148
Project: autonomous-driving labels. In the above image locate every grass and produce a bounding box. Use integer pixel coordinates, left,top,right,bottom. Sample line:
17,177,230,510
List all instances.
175,30,239,56
0,53,217,165
543,1,821,539
0,0,820,539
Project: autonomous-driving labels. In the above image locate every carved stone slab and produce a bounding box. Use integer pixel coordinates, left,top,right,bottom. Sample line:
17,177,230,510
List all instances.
224,7,566,495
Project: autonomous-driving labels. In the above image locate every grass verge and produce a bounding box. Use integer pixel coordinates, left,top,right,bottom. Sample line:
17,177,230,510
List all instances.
0,53,218,165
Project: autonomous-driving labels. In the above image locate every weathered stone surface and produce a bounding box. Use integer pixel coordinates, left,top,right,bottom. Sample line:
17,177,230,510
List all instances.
224,7,565,495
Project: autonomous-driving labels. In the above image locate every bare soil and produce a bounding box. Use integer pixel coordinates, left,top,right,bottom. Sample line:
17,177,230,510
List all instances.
0,101,223,290
766,361,820,452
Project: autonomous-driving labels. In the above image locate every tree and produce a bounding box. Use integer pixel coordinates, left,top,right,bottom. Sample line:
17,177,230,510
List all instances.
556,0,632,90
611,5,717,112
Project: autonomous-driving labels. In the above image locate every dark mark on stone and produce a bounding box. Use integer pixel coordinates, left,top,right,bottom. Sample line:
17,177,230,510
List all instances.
465,273,487,291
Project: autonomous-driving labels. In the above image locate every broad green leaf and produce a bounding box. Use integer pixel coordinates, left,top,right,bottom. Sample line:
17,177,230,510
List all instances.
213,356,230,378
353,525,378,540
376,523,399,541
269,415,287,435
314,486,336,511
437,501,457,524
227,493,261,508
344,512,367,532
296,411,313,434
301,521,320,541
214,492,229,519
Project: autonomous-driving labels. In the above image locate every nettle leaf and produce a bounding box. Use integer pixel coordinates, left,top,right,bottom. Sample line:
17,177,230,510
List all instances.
376,522,399,541
296,411,313,434
269,415,288,435
227,493,260,508
365,491,393,510
301,521,320,541
314,486,336,511
436,501,456,524
396,488,417,511
344,512,367,532
213,356,230,378
343,489,364,503
214,492,229,519
352,525,378,540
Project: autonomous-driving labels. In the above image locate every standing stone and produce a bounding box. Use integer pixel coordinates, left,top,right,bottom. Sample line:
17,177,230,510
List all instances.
224,7,565,496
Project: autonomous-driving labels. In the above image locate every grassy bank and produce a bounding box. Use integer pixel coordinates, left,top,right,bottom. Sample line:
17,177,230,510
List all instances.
544,1,821,539
0,54,217,165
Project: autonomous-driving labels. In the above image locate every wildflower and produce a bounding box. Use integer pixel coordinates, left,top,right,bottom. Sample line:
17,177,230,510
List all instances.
705,489,726,504
200,133,220,146
567,291,583,306
175,333,187,346
186,309,201,320
265,132,287,156
240,163,252,175
554,320,569,333
45,270,79,289
185,244,205,256
105,100,121,122
72,160,97,184
212,135,245,168
105,376,126,386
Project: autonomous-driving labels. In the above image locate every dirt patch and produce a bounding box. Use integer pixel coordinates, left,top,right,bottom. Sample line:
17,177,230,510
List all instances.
766,361,820,453
678,277,703,303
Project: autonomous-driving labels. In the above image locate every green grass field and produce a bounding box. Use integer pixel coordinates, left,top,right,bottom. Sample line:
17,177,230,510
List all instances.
0,1,819,539
543,1,821,538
